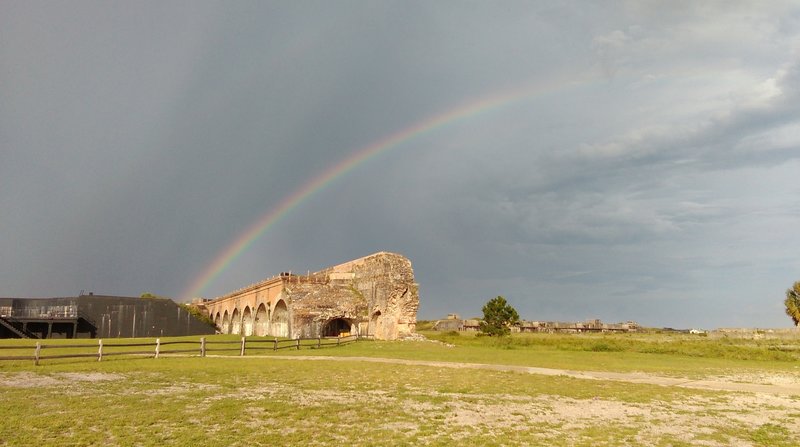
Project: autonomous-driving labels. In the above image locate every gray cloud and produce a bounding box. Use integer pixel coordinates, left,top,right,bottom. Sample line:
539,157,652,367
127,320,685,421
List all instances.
2,1,799,329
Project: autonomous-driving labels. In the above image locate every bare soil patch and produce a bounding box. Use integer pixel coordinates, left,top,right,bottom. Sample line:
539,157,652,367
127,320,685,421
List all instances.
0,371,123,388
238,354,800,396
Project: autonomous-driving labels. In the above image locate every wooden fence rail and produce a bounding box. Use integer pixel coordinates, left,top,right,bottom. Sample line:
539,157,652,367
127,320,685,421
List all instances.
0,334,362,366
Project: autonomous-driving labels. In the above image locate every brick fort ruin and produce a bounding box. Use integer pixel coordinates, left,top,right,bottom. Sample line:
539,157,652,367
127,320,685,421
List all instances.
199,252,419,340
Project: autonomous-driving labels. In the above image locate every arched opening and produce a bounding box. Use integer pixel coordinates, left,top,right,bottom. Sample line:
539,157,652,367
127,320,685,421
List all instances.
255,304,269,337
242,307,254,337
271,300,289,338
221,311,230,334
323,318,352,337
369,311,382,337
231,308,241,335
214,312,221,331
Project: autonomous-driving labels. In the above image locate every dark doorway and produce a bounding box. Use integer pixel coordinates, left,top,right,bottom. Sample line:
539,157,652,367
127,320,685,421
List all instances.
323,318,351,337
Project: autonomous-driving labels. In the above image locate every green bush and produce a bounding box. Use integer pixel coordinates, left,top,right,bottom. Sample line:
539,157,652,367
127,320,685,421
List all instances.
179,304,215,327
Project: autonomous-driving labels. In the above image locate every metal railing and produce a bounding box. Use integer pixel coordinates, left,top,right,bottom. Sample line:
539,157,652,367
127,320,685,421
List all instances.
5,305,79,319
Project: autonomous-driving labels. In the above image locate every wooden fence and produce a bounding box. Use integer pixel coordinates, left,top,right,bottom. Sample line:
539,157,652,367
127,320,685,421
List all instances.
0,335,363,366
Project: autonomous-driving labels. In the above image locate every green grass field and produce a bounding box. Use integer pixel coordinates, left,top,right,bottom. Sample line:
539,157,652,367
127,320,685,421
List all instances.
1,331,799,446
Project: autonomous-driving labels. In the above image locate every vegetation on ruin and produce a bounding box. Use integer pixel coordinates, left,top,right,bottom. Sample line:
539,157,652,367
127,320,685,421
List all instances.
138,291,215,326
139,292,168,299
179,303,216,327
347,284,369,317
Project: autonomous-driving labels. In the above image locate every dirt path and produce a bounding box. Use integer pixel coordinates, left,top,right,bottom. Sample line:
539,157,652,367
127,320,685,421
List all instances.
230,354,800,396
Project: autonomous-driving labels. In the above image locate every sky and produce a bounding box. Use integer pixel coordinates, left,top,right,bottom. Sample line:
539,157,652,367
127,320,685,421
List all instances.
2,1,799,329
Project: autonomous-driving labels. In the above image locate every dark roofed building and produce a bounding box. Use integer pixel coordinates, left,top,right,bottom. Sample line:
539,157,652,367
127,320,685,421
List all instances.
0,294,215,339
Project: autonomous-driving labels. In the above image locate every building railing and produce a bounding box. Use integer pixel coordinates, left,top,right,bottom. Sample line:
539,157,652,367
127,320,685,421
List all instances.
5,305,79,319
0,334,364,366
76,311,97,328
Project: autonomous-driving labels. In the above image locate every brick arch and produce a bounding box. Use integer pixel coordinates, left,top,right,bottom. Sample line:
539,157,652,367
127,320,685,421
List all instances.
222,310,230,334
270,299,289,338
231,308,241,335
323,317,353,337
214,312,221,331
242,306,254,336
255,303,269,337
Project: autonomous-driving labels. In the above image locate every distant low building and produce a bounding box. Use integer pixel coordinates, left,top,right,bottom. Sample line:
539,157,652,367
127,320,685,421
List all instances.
432,318,463,331
0,294,215,339
431,315,640,334
518,319,639,333
431,315,481,332
462,319,481,331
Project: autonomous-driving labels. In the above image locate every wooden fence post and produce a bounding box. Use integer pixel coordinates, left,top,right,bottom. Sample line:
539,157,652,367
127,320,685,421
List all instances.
337,335,340,346
34,342,41,366
317,336,321,349
273,338,278,351
295,337,300,350
200,337,206,357
240,337,246,357
98,339,103,362
155,338,160,359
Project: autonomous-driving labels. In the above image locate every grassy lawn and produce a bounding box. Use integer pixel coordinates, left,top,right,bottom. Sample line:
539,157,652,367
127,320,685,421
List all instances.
2,330,800,377
1,332,799,446
302,330,800,379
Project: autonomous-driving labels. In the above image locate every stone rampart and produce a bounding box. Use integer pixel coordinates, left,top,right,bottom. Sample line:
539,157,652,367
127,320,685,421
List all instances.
202,252,419,340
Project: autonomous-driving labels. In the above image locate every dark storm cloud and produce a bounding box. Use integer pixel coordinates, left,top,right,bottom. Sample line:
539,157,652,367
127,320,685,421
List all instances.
2,1,799,328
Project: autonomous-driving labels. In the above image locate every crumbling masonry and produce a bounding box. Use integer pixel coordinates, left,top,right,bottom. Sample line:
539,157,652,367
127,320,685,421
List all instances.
200,252,419,340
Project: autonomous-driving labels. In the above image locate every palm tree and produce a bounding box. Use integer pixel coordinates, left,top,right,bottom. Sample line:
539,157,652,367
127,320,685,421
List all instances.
785,281,800,326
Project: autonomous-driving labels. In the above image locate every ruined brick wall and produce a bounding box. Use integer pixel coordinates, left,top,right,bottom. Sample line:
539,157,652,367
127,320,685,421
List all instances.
347,252,418,340
204,252,419,340
286,252,419,340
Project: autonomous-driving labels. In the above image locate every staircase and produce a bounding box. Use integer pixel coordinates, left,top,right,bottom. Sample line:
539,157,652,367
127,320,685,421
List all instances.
0,317,38,339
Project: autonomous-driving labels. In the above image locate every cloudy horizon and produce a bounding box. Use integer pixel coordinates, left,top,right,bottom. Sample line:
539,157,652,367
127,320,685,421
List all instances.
2,1,799,329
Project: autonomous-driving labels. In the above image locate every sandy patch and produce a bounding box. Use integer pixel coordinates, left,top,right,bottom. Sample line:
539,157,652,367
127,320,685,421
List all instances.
0,371,123,388
245,355,800,396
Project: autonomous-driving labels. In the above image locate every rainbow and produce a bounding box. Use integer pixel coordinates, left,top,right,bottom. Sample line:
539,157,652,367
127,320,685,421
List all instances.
180,75,595,301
